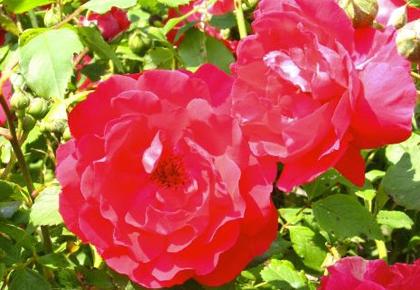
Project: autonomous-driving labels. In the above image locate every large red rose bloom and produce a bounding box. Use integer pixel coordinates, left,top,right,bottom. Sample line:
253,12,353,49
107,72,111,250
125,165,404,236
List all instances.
231,0,417,191
320,257,420,290
56,65,277,288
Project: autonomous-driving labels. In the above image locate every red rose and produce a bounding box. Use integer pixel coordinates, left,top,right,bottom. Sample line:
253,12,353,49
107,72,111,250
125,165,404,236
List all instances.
377,0,420,26
0,78,12,126
56,64,277,288
231,0,417,191
82,7,130,41
320,257,420,290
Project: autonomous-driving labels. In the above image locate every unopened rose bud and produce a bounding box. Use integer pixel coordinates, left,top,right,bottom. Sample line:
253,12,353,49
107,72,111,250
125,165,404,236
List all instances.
128,31,151,55
396,20,420,64
388,5,407,29
46,119,66,134
22,115,36,132
27,98,49,120
338,0,379,28
10,91,30,111
44,8,61,27
10,74,26,90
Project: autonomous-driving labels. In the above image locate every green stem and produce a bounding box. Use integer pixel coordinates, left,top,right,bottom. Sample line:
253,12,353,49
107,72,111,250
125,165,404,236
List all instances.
28,10,39,28
0,74,52,253
375,240,388,261
253,281,268,288
234,0,247,39
0,93,34,198
54,5,85,29
41,226,53,253
57,0,64,21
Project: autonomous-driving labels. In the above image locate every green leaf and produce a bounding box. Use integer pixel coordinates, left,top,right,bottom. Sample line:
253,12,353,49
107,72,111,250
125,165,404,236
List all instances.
385,133,420,164
178,28,234,73
0,235,22,266
9,268,51,290
205,35,235,73
313,194,382,239
0,201,21,218
19,28,83,100
157,0,190,7
365,170,385,183
383,136,420,210
30,186,63,226
288,226,328,272
261,259,309,290
377,210,414,230
0,180,26,202
144,47,175,69
38,253,72,269
83,0,137,13
210,13,237,29
408,0,420,8
3,0,54,14
355,189,376,202
82,269,114,289
78,26,123,72
279,208,308,225
0,10,20,35
0,263,5,281
18,28,49,47
56,269,80,289
0,223,36,250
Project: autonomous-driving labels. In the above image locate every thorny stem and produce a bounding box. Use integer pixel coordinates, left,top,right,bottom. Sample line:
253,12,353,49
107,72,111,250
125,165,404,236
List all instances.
235,0,247,39
0,69,53,253
0,71,34,198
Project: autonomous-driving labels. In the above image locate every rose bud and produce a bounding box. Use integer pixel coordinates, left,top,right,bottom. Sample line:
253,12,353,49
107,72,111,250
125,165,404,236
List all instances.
338,0,379,27
388,4,407,28
22,115,36,132
27,98,49,120
10,91,30,111
128,30,151,55
46,119,66,134
397,20,420,64
44,7,61,27
10,73,26,90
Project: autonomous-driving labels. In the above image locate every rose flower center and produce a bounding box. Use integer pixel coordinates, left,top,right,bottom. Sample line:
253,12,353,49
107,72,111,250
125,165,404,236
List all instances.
150,154,188,188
